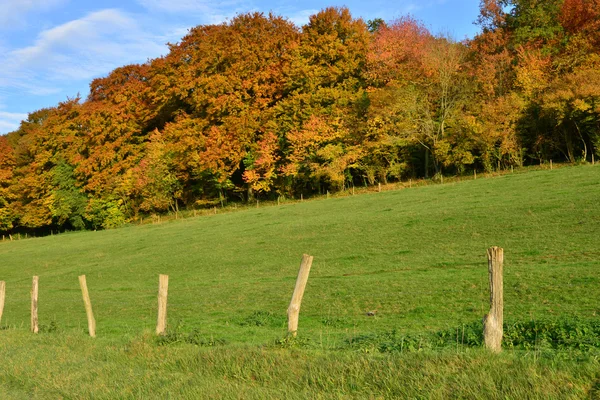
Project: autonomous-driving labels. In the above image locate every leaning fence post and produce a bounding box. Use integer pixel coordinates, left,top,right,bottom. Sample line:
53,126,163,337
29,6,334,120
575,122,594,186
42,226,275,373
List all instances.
287,254,314,337
483,247,504,352
156,274,169,335
0,281,5,325
78,275,96,337
31,276,39,333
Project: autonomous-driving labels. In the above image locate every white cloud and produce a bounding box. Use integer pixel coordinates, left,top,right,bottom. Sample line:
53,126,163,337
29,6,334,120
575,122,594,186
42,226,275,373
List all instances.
0,9,170,96
137,0,241,14
135,0,250,25
0,111,27,133
0,0,68,27
285,9,319,27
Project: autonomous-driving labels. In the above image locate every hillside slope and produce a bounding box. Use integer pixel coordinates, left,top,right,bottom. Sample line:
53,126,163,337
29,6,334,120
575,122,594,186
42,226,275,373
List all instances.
0,165,598,342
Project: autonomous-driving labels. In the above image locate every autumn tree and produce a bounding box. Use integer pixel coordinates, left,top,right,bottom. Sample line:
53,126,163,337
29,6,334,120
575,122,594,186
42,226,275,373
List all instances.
278,7,370,192
368,17,473,177
152,13,299,201
0,136,15,230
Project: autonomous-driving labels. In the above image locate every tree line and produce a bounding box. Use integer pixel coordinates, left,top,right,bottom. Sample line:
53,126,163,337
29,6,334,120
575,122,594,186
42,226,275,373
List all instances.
0,0,598,233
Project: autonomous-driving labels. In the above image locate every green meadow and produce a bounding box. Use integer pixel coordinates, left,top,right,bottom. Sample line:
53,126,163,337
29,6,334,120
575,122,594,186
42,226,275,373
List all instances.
1,165,599,398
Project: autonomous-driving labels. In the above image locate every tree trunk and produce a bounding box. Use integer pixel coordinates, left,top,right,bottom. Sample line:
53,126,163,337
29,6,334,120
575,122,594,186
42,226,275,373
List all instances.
425,149,430,178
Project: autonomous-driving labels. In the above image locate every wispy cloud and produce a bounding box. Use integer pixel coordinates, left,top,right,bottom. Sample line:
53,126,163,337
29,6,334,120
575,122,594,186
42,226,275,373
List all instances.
137,0,242,14
0,111,28,133
0,0,68,27
136,0,251,24
0,9,170,96
284,9,319,27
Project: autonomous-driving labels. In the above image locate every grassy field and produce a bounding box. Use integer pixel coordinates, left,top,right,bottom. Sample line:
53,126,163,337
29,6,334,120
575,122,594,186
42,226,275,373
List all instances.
0,164,599,398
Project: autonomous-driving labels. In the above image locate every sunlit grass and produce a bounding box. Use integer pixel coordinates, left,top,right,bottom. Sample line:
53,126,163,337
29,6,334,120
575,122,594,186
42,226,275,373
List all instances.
0,164,599,397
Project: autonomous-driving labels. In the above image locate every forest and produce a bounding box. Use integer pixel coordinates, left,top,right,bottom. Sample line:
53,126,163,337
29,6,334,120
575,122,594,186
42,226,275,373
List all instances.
0,0,598,233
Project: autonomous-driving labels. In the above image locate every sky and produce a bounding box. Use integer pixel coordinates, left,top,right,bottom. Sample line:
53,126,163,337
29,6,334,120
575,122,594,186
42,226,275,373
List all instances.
0,0,482,134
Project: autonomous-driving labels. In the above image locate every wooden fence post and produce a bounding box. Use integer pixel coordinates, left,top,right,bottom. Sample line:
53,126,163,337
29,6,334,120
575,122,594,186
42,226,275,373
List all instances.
0,281,5,326
78,275,96,337
287,254,314,337
483,247,504,352
31,276,38,334
156,274,169,335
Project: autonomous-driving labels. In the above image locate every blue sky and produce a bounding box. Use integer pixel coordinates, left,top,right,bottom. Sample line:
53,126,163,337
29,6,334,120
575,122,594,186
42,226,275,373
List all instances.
0,0,482,134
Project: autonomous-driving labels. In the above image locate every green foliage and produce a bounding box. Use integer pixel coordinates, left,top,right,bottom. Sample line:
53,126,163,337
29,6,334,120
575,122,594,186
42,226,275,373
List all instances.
436,318,600,351
507,0,564,49
84,198,127,229
38,320,59,334
347,318,600,354
50,161,87,230
273,335,311,348
157,322,227,347
238,311,285,327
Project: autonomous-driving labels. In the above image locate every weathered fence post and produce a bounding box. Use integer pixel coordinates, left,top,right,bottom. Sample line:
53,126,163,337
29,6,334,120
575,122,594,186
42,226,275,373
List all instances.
550,160,553,170
287,254,314,337
31,276,38,333
483,247,504,352
0,281,5,325
378,183,381,192
474,170,477,180
156,274,169,335
78,275,96,337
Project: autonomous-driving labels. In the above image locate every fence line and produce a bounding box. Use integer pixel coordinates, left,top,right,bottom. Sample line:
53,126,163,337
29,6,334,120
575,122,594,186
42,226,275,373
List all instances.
0,248,596,354
156,274,169,336
79,275,96,337
31,276,38,334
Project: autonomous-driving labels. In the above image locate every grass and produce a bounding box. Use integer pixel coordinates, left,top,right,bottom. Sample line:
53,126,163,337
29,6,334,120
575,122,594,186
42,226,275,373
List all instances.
0,164,599,397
